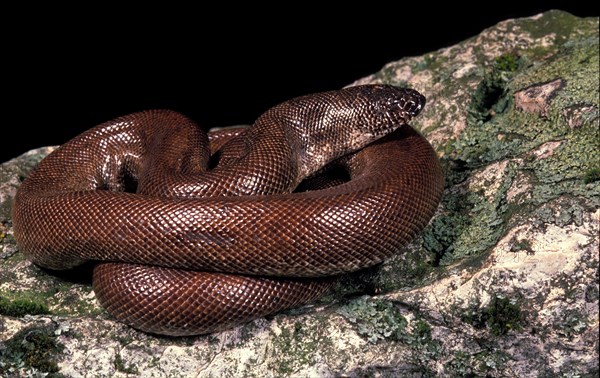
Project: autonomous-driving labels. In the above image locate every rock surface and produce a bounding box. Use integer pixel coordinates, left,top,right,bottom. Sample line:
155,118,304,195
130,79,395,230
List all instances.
1,10,598,378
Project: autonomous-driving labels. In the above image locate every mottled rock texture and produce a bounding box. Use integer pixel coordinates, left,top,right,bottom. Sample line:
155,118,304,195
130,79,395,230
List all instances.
1,10,598,378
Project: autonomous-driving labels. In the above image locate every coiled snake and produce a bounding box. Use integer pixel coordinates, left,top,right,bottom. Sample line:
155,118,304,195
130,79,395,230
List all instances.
12,85,444,336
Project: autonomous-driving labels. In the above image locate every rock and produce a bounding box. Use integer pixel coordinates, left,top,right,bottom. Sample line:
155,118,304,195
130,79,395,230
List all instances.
1,10,598,377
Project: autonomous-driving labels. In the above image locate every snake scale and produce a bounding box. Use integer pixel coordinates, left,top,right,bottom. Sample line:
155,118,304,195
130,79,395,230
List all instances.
12,85,444,336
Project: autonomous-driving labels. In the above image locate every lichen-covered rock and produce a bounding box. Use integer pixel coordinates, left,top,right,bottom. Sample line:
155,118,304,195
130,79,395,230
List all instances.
1,10,598,377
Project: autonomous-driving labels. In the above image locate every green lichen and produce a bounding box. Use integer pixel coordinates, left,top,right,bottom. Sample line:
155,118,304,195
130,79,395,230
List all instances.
494,54,520,72
510,238,534,254
510,10,598,59
462,294,524,336
455,33,598,169
583,168,600,184
552,309,589,341
0,324,65,377
421,207,463,264
484,296,524,336
422,168,511,265
372,245,436,292
585,284,599,302
407,320,442,375
512,40,599,109
542,265,596,341
114,353,139,375
466,54,520,126
337,296,441,374
430,24,599,266
1,261,101,318
337,296,408,343
267,317,334,376
0,291,50,317
532,196,593,229
411,53,450,74
446,351,476,376
530,129,600,203
446,350,511,377
328,244,437,298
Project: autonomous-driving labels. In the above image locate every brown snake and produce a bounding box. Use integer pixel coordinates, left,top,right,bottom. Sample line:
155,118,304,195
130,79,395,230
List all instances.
12,85,444,336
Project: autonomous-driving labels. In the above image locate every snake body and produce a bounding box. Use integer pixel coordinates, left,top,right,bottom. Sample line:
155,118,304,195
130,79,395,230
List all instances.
12,85,444,336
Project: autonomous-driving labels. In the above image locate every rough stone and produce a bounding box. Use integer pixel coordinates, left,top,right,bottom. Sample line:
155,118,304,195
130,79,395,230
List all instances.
1,10,598,378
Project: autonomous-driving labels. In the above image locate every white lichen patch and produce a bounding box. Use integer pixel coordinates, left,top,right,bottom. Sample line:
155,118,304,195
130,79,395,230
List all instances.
426,118,468,149
452,62,479,79
155,345,210,376
81,346,118,376
0,316,25,339
493,222,594,286
0,261,42,292
530,140,563,159
0,174,20,206
506,170,532,204
411,70,435,94
392,207,598,330
466,160,510,201
387,62,414,83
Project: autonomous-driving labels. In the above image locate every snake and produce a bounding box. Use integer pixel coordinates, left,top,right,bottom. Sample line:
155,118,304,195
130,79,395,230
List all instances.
11,84,444,336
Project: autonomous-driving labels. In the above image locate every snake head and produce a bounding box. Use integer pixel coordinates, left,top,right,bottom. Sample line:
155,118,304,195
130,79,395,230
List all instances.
393,87,426,119
362,84,426,123
340,84,426,141
278,84,428,177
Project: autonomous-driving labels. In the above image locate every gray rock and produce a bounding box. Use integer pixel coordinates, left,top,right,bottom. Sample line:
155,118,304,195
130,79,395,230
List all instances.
1,10,598,378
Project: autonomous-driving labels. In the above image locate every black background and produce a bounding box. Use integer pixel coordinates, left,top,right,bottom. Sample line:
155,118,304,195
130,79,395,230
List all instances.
2,4,597,162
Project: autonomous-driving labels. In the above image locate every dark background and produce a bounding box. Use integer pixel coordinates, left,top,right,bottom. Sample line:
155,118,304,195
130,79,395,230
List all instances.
2,4,597,162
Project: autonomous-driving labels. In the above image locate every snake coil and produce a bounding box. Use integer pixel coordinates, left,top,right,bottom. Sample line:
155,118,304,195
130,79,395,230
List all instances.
12,85,444,336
